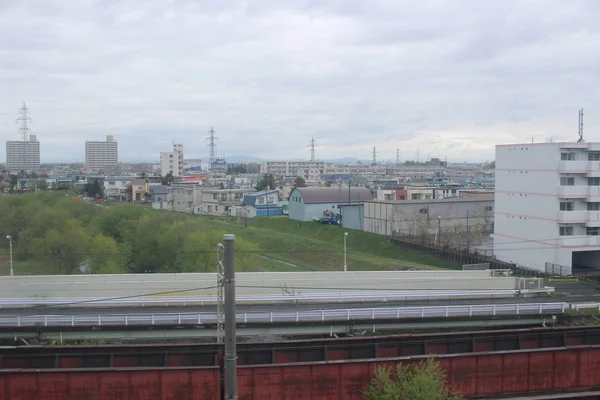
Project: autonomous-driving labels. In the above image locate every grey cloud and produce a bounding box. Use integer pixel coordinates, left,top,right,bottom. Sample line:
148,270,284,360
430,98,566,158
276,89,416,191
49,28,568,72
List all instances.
0,0,599,163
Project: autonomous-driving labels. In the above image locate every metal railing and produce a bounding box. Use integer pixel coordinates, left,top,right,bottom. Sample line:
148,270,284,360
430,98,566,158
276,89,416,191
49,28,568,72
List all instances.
570,303,600,312
0,303,569,328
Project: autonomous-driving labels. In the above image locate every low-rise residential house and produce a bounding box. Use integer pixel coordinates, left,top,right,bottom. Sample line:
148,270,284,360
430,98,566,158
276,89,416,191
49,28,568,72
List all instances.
104,178,131,202
149,185,169,209
376,189,397,201
433,186,461,199
193,188,252,216
288,187,373,222
459,190,495,200
131,179,148,202
396,186,434,200
168,183,198,213
242,190,282,218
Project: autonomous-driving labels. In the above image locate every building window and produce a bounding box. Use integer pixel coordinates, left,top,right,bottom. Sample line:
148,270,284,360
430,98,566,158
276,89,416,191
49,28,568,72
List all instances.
588,202,600,211
560,202,574,211
561,152,576,161
560,177,575,186
559,226,574,236
213,194,218,200
589,177,600,186
419,208,428,214
587,227,600,236
484,206,492,211
589,152,600,161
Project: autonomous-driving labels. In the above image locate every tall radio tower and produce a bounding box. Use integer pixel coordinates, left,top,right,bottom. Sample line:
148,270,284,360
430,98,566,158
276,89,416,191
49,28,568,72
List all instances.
395,148,400,166
372,146,377,166
309,137,316,161
577,108,584,143
206,127,218,165
16,102,31,141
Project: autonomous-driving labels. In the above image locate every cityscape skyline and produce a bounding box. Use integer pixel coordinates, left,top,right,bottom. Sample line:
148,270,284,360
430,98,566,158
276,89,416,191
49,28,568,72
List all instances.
1,1,599,163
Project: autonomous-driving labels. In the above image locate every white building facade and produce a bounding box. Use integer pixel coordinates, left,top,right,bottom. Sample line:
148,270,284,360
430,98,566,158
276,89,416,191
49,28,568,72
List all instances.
494,142,600,273
260,160,326,181
160,144,184,177
85,135,118,171
6,135,40,173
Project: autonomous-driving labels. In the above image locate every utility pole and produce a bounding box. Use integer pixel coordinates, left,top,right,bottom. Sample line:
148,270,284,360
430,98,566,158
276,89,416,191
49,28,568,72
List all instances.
223,234,237,400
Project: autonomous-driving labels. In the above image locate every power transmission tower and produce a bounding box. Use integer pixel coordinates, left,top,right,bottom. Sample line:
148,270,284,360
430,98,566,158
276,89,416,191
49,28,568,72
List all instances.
216,243,225,344
309,137,316,161
372,146,377,166
206,127,218,166
577,108,584,143
16,102,31,141
396,148,400,166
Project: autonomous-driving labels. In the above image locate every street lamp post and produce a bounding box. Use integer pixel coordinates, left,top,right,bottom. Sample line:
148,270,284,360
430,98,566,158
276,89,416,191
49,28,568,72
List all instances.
6,235,13,277
466,208,469,232
437,216,441,246
344,232,348,272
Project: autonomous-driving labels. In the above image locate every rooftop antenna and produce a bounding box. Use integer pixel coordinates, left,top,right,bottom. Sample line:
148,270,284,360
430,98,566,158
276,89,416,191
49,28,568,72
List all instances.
16,102,31,141
577,109,584,143
395,148,400,166
206,127,218,165
309,137,316,162
372,146,377,166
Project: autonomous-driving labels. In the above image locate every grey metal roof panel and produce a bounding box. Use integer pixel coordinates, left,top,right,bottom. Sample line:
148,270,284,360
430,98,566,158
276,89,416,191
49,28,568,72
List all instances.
295,187,373,204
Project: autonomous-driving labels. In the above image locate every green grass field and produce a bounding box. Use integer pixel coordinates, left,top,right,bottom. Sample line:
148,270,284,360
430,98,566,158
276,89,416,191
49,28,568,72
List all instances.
207,216,462,272
0,213,462,275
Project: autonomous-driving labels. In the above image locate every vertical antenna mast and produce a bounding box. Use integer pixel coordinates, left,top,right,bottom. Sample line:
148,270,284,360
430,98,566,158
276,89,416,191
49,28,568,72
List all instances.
309,137,316,162
16,102,31,142
206,127,218,166
578,109,584,143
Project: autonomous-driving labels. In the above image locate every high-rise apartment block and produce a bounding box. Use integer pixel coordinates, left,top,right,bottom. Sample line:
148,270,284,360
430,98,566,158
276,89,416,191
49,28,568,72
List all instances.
6,135,40,173
160,144,184,177
85,135,118,171
494,142,600,273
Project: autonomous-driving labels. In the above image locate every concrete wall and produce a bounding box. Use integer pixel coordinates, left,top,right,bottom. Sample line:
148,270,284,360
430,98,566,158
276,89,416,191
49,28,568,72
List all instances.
0,271,517,299
364,199,494,236
341,205,364,230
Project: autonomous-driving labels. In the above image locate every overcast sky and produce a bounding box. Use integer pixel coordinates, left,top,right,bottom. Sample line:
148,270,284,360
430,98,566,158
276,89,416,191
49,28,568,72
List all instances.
1,0,599,163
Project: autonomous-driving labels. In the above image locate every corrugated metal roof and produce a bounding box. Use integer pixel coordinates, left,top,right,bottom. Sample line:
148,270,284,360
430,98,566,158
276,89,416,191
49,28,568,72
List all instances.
294,187,373,204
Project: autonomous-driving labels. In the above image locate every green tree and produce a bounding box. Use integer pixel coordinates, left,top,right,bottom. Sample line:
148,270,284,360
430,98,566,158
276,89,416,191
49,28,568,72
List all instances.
255,174,276,191
29,219,91,274
364,358,460,400
293,176,306,188
88,235,128,274
84,179,104,198
161,172,174,185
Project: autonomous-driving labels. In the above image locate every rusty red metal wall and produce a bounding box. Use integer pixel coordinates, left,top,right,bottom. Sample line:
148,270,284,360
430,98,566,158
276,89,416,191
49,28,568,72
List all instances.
2,326,599,370
0,367,220,400
237,347,600,399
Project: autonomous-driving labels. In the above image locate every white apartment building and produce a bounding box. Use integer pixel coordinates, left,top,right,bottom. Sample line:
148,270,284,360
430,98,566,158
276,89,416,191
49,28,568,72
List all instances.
85,135,118,171
160,144,184,177
494,142,600,273
6,135,40,173
260,160,326,181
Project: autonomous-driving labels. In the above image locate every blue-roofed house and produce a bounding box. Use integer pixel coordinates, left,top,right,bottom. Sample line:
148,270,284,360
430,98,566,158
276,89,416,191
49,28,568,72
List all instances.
242,190,282,218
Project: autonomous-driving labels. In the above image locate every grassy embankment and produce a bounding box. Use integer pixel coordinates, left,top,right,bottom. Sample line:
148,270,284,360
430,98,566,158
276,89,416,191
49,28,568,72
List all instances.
206,216,462,272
